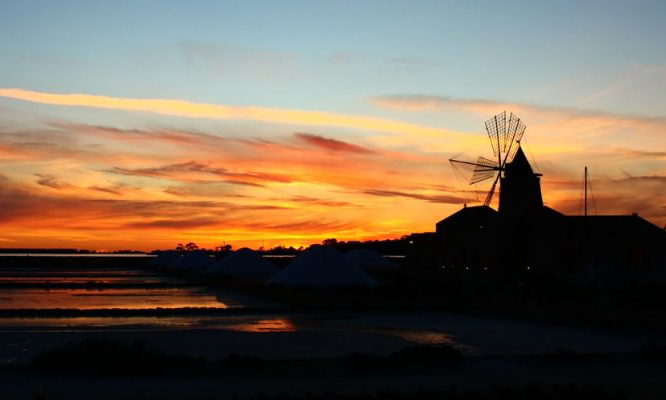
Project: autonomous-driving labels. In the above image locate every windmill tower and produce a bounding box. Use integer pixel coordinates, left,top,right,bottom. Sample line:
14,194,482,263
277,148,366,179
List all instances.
450,112,543,215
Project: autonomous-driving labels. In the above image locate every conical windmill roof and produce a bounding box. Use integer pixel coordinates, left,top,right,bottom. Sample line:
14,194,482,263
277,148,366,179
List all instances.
268,245,378,288
207,248,279,277
345,249,396,272
172,250,213,270
507,147,534,175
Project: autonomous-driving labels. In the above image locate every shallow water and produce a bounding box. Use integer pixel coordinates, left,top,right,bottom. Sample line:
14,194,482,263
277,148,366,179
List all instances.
0,259,656,362
0,264,273,310
0,287,235,309
0,315,296,332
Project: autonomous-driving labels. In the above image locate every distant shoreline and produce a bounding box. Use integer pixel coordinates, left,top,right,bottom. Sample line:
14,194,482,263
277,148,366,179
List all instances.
0,253,152,257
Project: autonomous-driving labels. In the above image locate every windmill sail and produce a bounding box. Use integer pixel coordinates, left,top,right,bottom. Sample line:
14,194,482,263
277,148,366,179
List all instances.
506,113,526,163
485,111,506,157
470,156,498,184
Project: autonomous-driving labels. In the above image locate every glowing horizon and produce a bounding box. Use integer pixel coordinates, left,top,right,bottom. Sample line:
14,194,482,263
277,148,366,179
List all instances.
1,2,665,251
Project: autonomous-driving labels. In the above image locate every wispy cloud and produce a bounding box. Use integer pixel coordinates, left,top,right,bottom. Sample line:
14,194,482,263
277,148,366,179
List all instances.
272,195,360,208
371,94,666,125
177,41,295,77
110,161,294,186
164,183,249,198
124,217,224,230
370,94,666,160
88,185,125,196
362,188,467,204
0,88,459,137
52,122,230,147
35,174,72,190
295,132,374,154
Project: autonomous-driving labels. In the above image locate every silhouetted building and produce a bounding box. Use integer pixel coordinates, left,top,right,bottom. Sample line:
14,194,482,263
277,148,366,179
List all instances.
418,146,666,285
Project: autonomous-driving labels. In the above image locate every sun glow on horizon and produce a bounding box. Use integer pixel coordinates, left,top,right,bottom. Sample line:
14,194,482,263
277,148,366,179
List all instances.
1,87,665,251
1,0,666,251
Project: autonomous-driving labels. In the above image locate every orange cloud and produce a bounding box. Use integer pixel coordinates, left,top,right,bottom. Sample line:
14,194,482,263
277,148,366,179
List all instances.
295,132,375,154
0,88,462,137
2,94,665,251
110,160,295,186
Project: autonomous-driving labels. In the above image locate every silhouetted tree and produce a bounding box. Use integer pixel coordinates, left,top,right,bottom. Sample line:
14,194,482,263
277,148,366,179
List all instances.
323,238,338,246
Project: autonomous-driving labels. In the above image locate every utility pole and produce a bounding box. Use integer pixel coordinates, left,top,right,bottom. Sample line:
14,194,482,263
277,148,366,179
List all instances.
584,166,588,217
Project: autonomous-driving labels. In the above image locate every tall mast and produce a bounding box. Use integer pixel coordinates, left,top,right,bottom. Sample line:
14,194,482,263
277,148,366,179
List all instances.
584,166,588,217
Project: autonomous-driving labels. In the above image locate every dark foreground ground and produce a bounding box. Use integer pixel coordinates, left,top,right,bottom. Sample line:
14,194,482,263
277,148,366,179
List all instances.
1,334,665,400
1,256,665,399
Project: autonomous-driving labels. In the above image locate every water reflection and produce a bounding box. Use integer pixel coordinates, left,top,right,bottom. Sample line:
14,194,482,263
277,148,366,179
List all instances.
229,318,296,332
0,288,230,309
0,264,263,309
0,316,297,333
386,329,453,345
0,268,182,285
376,329,476,353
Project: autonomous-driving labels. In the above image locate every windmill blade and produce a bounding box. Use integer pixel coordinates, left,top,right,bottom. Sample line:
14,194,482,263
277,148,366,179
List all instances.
470,156,498,184
450,159,479,203
471,171,496,185
485,111,506,157
505,113,526,163
483,174,500,207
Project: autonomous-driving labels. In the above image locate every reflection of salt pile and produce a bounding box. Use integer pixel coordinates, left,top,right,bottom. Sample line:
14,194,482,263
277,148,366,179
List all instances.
268,245,377,288
207,248,279,279
345,249,396,272
149,251,180,268
172,250,213,270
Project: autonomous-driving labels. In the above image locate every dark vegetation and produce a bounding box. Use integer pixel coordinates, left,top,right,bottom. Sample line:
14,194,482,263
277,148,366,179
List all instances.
638,343,666,364
22,338,634,400
539,349,631,366
32,338,192,375
238,385,626,400
536,346,666,366
343,345,461,372
30,338,461,376
148,237,409,256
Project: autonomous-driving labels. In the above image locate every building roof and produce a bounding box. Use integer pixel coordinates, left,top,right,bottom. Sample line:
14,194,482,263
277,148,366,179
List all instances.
436,205,497,229
567,214,666,238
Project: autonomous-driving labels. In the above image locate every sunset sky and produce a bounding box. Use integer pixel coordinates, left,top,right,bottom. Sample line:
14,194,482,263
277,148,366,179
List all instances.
1,1,665,251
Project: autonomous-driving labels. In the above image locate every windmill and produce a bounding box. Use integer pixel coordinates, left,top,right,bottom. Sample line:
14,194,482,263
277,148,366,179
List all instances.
450,111,526,207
